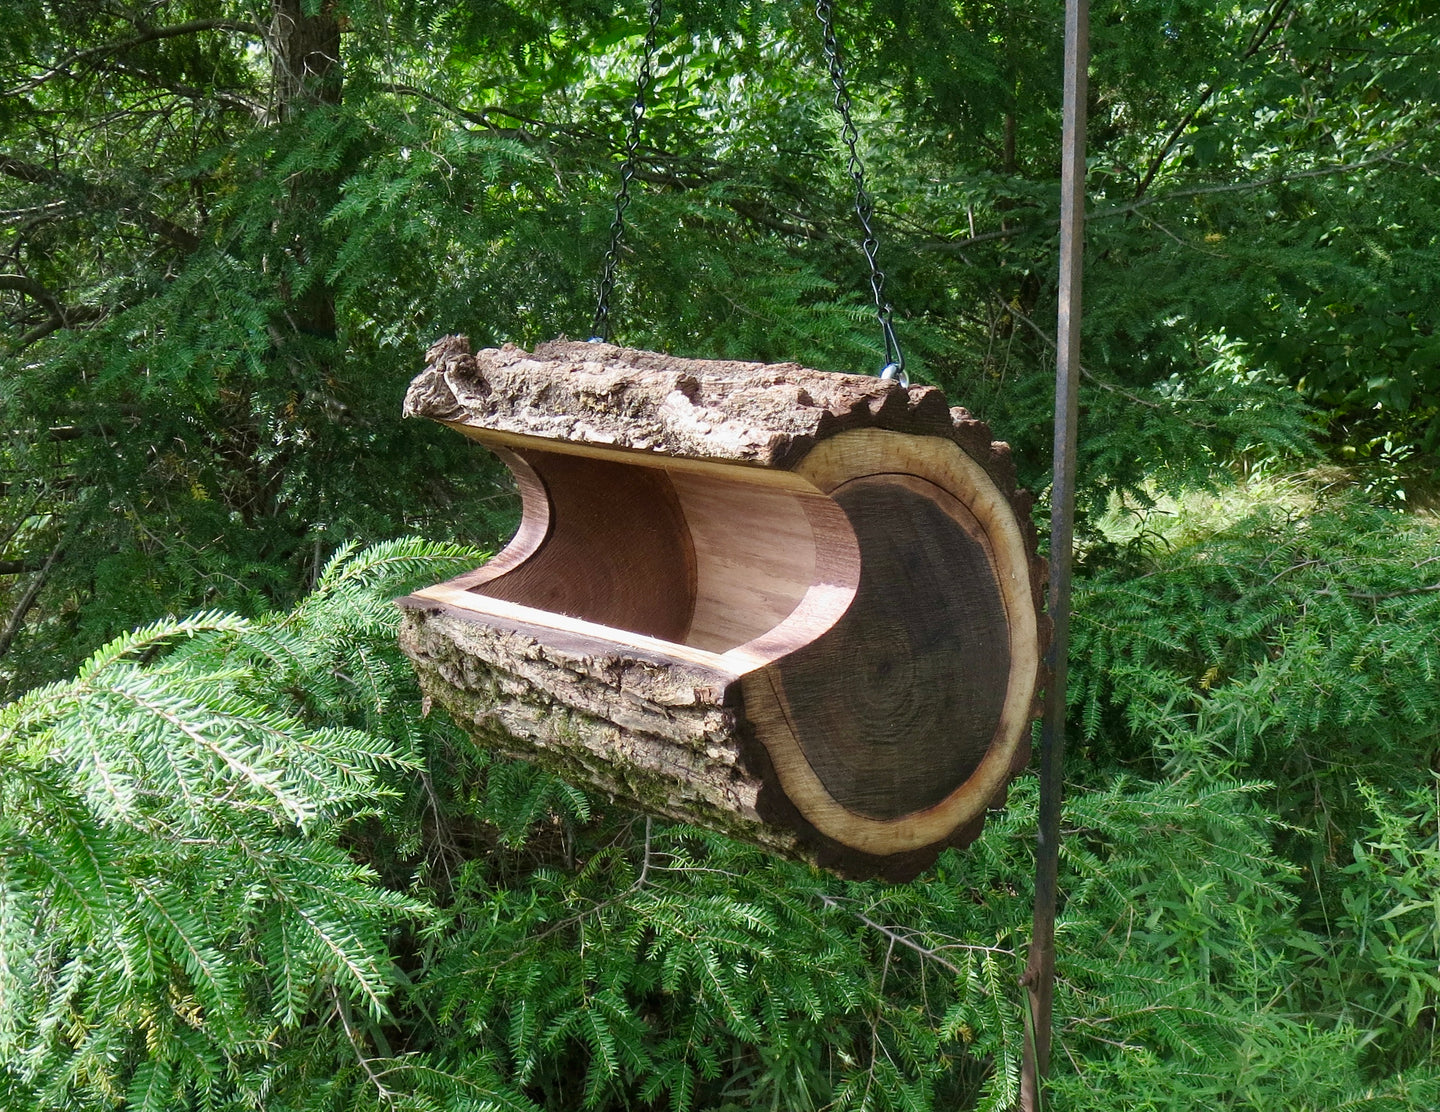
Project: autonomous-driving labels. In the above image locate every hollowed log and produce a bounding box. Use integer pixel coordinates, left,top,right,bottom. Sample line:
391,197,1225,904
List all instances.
398,337,1048,881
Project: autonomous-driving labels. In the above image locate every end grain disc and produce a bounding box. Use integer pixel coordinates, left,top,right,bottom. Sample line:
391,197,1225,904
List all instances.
741,428,1041,875
774,475,1011,821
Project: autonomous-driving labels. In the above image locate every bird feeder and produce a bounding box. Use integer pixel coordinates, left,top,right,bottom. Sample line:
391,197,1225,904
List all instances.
398,337,1048,880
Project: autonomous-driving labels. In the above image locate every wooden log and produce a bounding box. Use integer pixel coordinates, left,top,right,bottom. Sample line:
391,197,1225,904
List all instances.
399,337,1049,881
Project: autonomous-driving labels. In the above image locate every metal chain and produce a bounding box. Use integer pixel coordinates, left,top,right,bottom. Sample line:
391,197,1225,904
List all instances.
590,0,664,344
814,0,907,385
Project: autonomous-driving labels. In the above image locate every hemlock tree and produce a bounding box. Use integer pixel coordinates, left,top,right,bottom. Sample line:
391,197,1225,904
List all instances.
2,4,1440,1109
5,507,1440,1111
3,0,1436,686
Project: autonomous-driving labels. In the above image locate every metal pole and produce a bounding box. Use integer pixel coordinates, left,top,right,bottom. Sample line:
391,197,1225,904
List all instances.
1019,0,1088,1108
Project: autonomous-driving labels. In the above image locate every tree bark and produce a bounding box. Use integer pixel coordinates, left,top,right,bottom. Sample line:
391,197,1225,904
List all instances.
407,336,1008,473
270,0,342,118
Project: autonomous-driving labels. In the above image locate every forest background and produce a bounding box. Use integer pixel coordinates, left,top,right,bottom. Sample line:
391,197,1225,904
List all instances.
2,1,1439,1109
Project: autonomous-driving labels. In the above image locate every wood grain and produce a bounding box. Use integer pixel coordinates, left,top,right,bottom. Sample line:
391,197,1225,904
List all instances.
669,471,818,653
472,449,696,644
399,340,1049,880
776,476,1010,820
737,430,1042,869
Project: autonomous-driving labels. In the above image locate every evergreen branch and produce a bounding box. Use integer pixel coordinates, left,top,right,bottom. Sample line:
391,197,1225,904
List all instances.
815,894,1015,976
333,984,399,1108
0,155,52,186
311,537,480,595
726,197,829,241
89,673,307,823
1098,145,1411,221
23,802,123,930
0,274,62,317
918,225,1020,253
1132,0,1293,201
135,882,236,1017
489,818,654,970
376,83,522,134
290,899,389,1018
1002,301,1220,425
920,144,1413,255
0,539,62,662
102,62,266,118
125,1057,175,1112
78,612,251,678
4,19,265,97
367,1059,539,1111
1,273,106,349
15,307,106,348
0,153,201,251
1317,581,1440,601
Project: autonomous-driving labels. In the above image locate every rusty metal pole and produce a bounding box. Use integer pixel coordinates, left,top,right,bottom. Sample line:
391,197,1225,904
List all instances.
1019,0,1088,1108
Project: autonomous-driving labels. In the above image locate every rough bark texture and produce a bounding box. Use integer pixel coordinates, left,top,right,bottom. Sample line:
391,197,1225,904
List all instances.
407,335,1013,479
270,0,342,117
400,603,811,858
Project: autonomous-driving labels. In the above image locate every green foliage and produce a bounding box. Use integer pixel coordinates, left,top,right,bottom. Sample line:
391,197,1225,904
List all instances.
409,817,1025,1112
1336,778,1440,1070
0,538,498,1110
2,3,1440,1109
0,537,1033,1111
5,0,1437,684
1060,481,1440,1105
6,496,1440,1110
1073,483,1440,839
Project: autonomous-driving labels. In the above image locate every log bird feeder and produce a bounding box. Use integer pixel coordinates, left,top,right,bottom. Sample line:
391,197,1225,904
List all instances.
399,337,1048,880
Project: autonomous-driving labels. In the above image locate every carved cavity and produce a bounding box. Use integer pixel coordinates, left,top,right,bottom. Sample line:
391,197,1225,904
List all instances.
449,443,857,661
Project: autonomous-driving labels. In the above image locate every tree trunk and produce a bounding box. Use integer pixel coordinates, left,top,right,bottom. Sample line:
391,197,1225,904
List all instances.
258,0,342,522
271,0,342,118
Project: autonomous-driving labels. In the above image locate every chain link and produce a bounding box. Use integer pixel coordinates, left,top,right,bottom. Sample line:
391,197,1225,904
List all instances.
590,0,664,344
814,0,906,385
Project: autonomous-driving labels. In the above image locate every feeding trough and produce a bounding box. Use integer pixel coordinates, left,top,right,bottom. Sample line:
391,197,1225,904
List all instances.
398,336,1048,880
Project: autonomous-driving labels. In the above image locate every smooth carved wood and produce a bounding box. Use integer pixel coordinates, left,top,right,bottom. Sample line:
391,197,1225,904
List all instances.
668,470,819,654
400,337,1048,880
480,451,697,644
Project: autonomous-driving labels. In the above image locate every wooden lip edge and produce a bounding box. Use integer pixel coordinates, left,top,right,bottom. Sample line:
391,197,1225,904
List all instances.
400,559,860,679
397,595,742,691
744,429,1042,857
398,435,865,675
439,422,819,490
438,446,552,593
